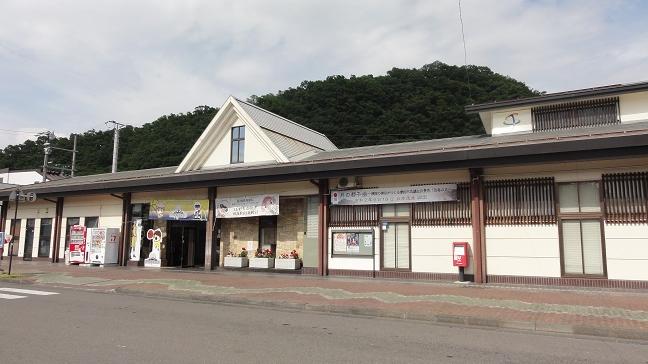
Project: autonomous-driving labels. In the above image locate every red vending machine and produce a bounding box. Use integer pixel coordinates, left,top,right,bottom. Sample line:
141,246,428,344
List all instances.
69,225,87,264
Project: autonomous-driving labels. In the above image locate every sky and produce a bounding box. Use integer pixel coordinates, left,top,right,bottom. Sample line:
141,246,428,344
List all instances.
1,0,647,148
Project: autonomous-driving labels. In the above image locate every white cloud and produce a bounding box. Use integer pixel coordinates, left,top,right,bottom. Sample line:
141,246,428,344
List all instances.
1,0,647,148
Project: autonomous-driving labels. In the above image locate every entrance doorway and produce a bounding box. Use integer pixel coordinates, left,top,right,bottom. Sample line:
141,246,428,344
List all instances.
23,219,34,260
380,204,411,271
259,216,277,254
167,221,206,268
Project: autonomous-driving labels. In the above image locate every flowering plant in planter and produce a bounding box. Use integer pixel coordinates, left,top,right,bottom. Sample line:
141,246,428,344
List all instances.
255,248,274,258
278,250,299,260
226,248,248,257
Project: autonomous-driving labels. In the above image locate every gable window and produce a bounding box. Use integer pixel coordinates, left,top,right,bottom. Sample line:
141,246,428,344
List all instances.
230,126,245,164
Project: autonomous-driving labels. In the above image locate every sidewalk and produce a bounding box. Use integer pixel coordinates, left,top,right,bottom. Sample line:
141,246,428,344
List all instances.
4,260,648,341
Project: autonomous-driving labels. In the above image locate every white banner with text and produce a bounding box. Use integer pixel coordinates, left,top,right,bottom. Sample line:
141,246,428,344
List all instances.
331,184,457,205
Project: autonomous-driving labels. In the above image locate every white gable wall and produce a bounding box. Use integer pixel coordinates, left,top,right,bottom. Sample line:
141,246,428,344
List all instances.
176,97,288,172
202,119,274,168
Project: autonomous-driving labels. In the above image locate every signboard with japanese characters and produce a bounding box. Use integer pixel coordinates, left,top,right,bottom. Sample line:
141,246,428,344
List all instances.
215,194,279,218
330,184,457,205
149,200,208,221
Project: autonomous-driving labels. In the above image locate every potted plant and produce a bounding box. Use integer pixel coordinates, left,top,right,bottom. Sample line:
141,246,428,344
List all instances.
224,248,249,268
275,250,302,270
249,248,275,269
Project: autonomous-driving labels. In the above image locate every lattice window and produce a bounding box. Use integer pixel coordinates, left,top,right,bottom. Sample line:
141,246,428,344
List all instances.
602,172,648,224
532,97,619,132
329,205,379,227
485,177,556,225
412,183,471,226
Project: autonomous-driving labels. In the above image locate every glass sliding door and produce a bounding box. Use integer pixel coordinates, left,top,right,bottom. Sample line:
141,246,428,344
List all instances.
38,218,52,258
381,222,410,270
23,219,34,260
558,182,606,277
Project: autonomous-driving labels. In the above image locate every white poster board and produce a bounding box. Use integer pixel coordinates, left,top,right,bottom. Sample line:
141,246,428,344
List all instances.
215,194,279,218
129,219,142,261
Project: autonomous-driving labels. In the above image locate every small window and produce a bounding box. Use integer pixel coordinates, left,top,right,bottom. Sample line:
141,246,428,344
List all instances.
230,126,245,164
85,216,99,228
559,182,600,213
381,204,410,217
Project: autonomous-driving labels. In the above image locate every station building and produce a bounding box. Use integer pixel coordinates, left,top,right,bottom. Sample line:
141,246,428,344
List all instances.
2,83,648,288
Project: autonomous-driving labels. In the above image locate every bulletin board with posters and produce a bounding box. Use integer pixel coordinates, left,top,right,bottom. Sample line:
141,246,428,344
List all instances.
331,230,374,256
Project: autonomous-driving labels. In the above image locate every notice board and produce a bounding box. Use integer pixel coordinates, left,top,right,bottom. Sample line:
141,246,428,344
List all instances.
331,231,374,256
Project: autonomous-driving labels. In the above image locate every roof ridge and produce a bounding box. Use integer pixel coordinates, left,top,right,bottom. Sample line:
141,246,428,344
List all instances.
234,97,330,139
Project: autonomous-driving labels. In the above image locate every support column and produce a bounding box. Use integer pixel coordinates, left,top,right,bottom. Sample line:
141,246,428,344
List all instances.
317,179,329,276
205,187,216,271
0,200,7,232
0,201,9,231
470,168,486,283
0,201,7,259
52,197,64,263
119,192,132,266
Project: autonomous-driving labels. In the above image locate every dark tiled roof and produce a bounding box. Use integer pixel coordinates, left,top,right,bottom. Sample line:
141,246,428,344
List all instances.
2,122,648,197
302,121,648,162
465,80,648,112
235,98,337,151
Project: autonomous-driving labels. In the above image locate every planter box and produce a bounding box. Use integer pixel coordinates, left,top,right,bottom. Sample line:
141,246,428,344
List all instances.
275,259,302,270
249,257,275,269
224,256,249,268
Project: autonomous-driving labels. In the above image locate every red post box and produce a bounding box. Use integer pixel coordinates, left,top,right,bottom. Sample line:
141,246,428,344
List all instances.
452,242,469,267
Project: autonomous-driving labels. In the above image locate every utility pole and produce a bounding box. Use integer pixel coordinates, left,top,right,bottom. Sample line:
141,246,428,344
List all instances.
41,132,78,179
41,131,53,182
106,121,126,173
71,134,77,177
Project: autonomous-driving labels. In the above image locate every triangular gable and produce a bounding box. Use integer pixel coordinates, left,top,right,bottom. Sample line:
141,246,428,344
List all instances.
176,97,289,173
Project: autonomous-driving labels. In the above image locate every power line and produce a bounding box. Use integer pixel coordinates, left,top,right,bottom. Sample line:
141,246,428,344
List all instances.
0,128,45,135
458,0,472,101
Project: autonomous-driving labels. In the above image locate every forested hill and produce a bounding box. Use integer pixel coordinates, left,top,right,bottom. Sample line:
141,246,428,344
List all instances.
0,61,539,176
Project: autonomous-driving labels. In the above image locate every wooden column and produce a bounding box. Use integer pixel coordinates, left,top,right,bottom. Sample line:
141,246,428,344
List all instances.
317,179,329,276
0,200,7,233
52,197,64,263
470,168,486,283
119,192,132,266
205,186,216,271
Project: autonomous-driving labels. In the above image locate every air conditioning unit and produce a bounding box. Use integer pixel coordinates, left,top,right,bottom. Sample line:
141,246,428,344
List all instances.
337,176,360,189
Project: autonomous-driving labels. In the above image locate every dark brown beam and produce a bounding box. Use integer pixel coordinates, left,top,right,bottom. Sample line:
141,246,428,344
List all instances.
119,192,132,266
52,197,64,263
470,168,486,284
204,186,216,271
317,179,329,276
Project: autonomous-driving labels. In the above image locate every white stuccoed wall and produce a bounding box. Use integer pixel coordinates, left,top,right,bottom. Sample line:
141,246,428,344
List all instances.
604,224,648,281
485,225,561,277
411,226,474,274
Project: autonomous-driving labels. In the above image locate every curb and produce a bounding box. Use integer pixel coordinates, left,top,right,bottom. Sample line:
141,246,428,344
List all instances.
111,286,648,342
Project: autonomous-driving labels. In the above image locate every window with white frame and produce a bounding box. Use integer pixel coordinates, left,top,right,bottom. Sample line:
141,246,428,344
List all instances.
230,126,245,164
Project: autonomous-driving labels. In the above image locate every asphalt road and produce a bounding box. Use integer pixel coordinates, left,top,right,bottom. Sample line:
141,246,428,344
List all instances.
0,283,646,364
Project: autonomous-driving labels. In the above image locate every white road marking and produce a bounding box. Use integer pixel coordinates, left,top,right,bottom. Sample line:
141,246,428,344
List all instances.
0,293,26,300
0,288,59,296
